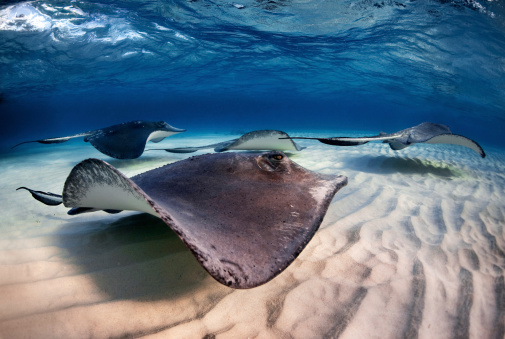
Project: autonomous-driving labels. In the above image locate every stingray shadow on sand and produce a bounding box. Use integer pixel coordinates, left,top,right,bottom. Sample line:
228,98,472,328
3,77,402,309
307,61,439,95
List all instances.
346,155,465,178
54,213,213,301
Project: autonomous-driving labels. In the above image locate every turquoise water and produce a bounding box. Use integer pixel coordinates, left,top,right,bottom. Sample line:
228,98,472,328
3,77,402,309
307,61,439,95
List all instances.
1,2,505,337
1,0,504,149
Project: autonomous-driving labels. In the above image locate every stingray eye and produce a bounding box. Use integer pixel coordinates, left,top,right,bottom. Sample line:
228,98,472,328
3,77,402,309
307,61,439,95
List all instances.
257,152,286,172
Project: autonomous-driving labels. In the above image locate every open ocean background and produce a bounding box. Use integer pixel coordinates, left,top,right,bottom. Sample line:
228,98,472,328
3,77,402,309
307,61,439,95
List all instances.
2,2,505,338
0,0,504,150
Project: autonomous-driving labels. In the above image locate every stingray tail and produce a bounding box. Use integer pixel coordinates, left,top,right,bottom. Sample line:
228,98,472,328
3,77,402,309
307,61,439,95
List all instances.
11,132,93,150
16,187,63,206
11,138,70,149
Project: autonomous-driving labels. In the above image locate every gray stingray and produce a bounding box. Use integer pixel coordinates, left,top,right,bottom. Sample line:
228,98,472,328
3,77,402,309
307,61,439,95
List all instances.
285,122,485,158
148,130,304,153
11,120,186,159
17,151,348,289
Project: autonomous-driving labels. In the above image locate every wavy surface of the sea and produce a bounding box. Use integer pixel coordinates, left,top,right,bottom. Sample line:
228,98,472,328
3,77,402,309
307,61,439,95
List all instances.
1,0,504,146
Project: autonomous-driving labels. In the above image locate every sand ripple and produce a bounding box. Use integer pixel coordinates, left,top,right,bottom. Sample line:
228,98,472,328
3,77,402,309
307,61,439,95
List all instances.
0,140,504,338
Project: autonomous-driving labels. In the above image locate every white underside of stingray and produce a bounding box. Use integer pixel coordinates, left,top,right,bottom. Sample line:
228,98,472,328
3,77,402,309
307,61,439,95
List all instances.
423,134,484,155
147,130,180,143
70,182,156,216
62,159,157,216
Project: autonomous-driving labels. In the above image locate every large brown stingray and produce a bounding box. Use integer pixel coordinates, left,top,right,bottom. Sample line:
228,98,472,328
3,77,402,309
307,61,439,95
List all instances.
18,152,348,288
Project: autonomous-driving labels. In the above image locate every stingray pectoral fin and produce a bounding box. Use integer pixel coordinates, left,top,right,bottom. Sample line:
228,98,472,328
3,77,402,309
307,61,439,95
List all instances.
17,187,63,206
292,141,305,151
424,134,486,158
213,140,238,152
62,159,158,216
147,128,186,143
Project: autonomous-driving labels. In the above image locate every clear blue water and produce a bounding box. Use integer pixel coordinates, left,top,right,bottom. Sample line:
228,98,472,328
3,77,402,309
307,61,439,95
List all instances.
1,3,505,336
1,0,504,149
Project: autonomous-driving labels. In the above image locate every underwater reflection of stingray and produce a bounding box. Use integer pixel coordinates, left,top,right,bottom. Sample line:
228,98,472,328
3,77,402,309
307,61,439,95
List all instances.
285,122,486,158
18,151,348,289
148,130,304,153
11,120,186,159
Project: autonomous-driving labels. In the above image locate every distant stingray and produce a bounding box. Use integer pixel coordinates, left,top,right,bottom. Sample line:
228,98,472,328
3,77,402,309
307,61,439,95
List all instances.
11,120,186,159
17,152,348,289
285,122,486,158
148,130,304,153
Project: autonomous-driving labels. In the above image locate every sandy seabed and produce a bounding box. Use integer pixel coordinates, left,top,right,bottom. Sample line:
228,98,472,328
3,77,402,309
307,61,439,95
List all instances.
0,132,504,339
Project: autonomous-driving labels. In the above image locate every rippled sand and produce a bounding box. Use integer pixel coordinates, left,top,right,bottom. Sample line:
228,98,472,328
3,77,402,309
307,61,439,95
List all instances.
0,134,504,338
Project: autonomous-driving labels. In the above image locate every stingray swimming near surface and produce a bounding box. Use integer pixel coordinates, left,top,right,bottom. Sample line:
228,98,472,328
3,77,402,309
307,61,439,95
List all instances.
285,122,486,158
11,120,186,159
17,151,348,288
148,130,304,153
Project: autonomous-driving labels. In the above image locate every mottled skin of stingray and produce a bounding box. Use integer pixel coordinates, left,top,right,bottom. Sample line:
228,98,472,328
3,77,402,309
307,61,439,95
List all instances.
22,152,347,288
11,120,186,159
287,122,486,158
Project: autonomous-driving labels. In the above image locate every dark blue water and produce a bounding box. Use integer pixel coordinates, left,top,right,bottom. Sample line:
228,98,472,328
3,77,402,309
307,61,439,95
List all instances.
1,0,504,149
